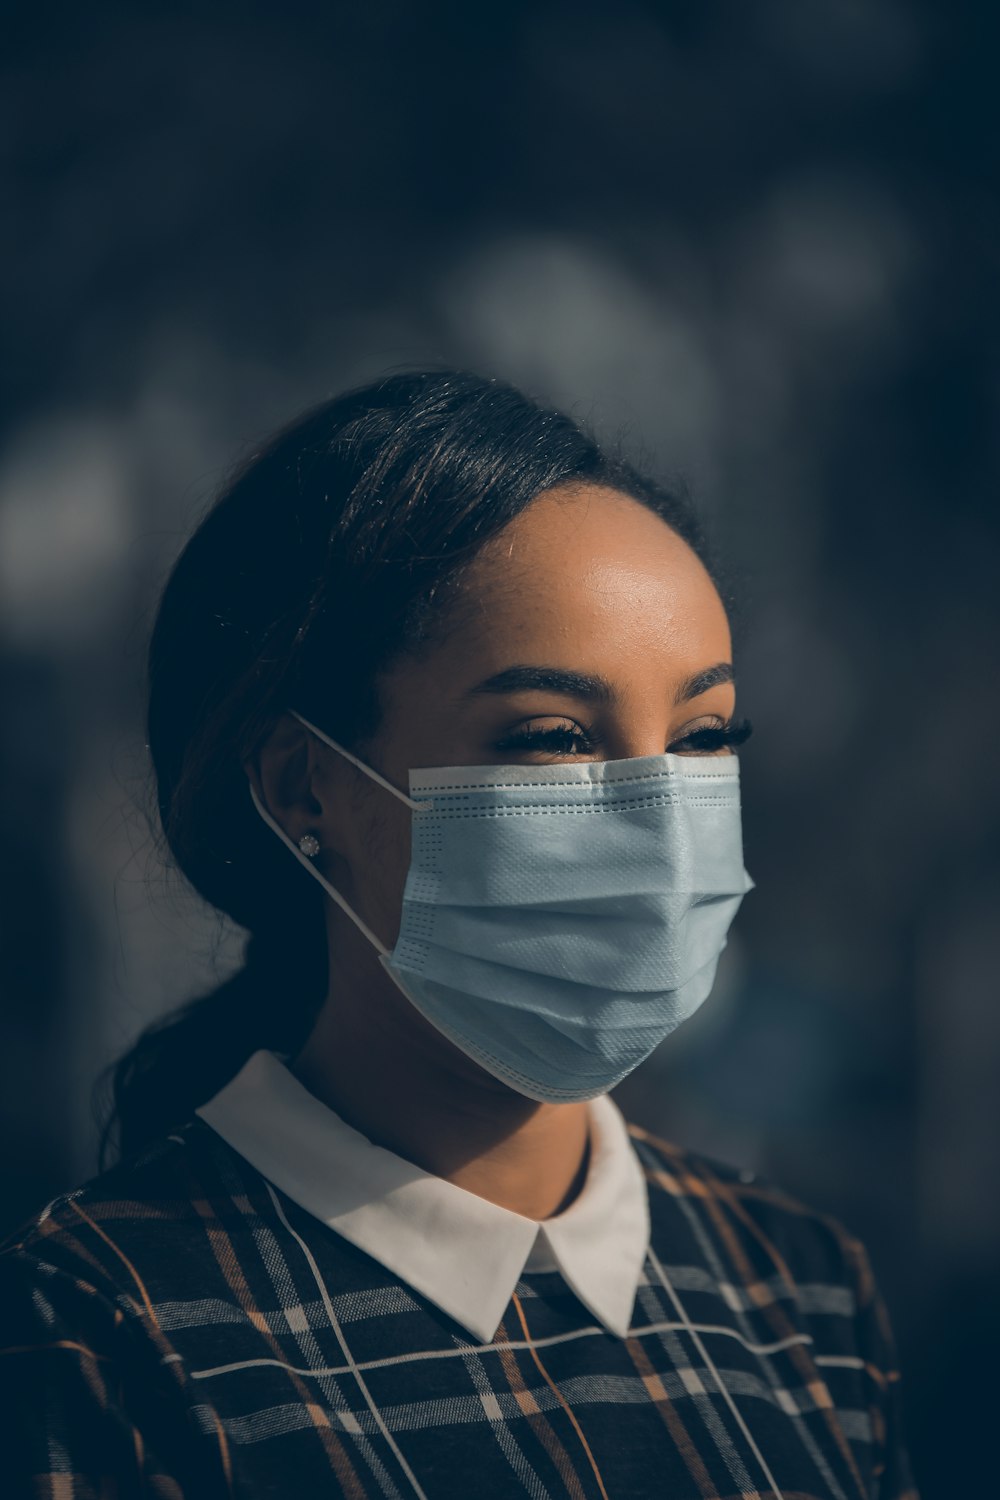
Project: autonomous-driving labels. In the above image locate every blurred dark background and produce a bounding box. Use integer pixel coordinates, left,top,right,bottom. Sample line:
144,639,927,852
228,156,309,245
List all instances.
2,2,997,1492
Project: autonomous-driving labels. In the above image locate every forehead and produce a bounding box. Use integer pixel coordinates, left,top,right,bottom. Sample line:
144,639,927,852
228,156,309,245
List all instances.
457,482,730,662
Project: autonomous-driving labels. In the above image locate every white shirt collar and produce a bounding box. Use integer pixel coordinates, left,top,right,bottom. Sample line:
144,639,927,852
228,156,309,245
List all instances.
195,1049,649,1343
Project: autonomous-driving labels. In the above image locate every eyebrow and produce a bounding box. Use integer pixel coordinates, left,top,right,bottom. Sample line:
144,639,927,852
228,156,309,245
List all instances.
465,661,734,705
676,662,735,702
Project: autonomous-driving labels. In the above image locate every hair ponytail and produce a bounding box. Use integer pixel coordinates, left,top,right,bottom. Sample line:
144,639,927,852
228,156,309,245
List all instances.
100,369,707,1163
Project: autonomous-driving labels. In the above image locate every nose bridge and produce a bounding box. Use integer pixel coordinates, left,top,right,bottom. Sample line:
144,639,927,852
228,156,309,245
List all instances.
601,694,673,761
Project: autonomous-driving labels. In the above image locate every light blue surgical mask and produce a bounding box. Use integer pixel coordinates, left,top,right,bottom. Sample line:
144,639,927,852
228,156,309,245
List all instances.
251,711,753,1103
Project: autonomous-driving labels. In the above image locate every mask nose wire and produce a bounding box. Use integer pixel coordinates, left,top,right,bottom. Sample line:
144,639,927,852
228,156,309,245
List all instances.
647,1245,785,1500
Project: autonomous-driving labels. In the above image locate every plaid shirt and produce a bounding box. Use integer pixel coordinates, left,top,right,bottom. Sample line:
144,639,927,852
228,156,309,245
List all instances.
0,1114,917,1499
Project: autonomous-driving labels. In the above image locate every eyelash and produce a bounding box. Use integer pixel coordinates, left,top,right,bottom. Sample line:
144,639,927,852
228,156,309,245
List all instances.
494,717,753,756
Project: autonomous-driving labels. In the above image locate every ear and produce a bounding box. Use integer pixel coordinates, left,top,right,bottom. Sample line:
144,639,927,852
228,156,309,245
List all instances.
245,713,330,850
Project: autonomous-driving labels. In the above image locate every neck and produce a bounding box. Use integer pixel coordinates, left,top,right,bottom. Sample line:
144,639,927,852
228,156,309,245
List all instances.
289,939,591,1221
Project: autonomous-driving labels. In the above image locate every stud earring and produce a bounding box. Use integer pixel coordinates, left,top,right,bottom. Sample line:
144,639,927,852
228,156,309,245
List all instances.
298,833,321,858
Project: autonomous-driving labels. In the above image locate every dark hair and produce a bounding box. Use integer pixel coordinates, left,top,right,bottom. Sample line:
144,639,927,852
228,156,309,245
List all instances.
100,369,711,1164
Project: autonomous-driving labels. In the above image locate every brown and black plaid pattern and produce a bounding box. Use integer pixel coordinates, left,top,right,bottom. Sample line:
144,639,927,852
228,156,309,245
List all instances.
0,1117,917,1498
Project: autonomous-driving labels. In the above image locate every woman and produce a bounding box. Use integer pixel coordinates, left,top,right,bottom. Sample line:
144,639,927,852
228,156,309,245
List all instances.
0,372,916,1498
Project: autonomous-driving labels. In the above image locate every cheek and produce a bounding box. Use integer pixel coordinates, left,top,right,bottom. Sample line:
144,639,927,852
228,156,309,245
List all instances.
354,795,413,919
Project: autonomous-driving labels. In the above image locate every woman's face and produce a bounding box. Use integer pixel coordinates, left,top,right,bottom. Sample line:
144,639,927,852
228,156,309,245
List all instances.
307,482,737,949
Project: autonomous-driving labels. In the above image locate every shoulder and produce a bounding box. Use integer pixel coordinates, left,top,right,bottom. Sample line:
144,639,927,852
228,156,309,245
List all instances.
0,1124,241,1497
0,1117,252,1305
626,1122,877,1305
627,1125,917,1496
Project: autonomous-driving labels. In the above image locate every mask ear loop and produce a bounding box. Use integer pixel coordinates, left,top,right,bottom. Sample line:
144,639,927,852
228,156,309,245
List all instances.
249,784,391,959
248,713,428,960
290,710,426,812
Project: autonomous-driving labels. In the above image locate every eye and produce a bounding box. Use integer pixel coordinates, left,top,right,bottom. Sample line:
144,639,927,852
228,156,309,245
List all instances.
493,719,595,758
492,715,752,759
668,716,753,756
